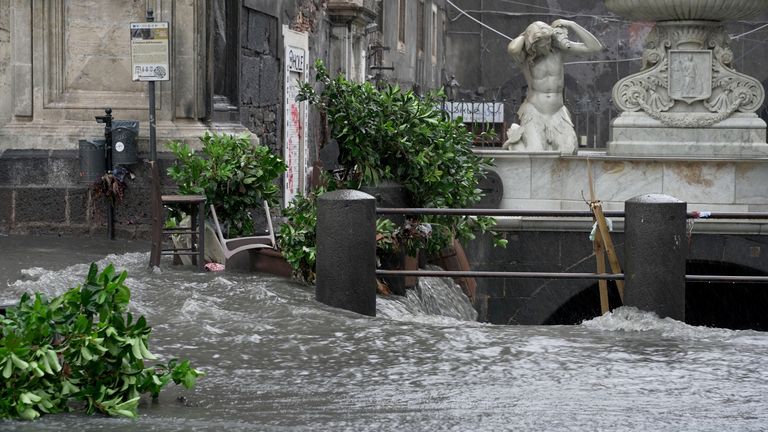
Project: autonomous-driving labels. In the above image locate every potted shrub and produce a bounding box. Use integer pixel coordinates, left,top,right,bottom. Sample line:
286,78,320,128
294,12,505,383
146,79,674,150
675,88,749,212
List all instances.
278,61,506,289
166,131,286,237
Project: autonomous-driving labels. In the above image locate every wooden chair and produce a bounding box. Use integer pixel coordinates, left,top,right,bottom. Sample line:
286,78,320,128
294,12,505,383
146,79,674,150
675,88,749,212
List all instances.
148,161,206,271
209,201,276,260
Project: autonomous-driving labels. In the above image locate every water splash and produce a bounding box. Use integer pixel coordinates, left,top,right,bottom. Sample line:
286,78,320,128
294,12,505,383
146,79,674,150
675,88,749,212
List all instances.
582,306,738,340
377,268,477,323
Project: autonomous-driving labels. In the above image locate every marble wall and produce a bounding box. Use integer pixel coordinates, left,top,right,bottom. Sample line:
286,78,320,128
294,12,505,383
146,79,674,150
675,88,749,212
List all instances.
0,0,211,151
480,150,768,218
0,0,9,126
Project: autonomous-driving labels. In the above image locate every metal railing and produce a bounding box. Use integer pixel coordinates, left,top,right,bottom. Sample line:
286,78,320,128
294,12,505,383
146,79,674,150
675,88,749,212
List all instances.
375,207,768,283
377,207,768,220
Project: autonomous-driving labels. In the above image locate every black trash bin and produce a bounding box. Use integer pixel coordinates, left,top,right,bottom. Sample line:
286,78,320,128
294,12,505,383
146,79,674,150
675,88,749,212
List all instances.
78,139,106,183
111,120,139,166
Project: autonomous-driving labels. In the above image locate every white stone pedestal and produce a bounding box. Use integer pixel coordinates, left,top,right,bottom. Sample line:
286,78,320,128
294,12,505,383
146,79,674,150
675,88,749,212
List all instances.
609,112,768,158
477,150,768,233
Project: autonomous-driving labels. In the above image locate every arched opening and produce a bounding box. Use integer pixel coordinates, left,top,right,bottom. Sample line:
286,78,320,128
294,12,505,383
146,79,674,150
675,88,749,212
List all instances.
686,260,768,331
543,282,623,325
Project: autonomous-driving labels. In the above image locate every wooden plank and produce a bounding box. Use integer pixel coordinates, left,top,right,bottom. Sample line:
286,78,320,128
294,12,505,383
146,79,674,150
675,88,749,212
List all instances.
592,203,625,303
588,158,609,313
594,231,610,314
161,195,206,203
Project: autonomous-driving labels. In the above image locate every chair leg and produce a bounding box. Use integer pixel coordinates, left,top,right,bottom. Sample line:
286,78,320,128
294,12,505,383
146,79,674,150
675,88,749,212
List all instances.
197,200,206,272
190,204,198,267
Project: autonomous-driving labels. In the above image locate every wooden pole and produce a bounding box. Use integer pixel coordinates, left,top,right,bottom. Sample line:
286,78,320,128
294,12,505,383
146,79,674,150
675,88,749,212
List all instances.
592,203,625,303
588,159,610,313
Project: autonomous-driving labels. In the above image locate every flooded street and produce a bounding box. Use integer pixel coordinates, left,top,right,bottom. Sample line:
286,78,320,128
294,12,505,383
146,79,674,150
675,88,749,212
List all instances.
1,236,767,431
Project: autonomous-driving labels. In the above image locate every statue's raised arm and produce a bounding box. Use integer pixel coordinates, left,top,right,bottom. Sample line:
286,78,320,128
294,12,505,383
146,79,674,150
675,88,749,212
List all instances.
507,34,527,64
551,19,603,55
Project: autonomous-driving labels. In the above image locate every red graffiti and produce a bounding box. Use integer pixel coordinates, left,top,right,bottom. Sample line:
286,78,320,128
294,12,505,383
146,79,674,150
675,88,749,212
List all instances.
290,104,303,141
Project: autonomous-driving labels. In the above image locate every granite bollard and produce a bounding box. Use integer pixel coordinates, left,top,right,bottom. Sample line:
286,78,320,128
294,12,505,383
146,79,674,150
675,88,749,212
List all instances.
316,189,377,316
624,194,688,321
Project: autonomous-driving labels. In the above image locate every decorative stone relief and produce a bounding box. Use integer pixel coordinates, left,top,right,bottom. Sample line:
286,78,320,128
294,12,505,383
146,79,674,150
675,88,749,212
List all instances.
612,23,764,128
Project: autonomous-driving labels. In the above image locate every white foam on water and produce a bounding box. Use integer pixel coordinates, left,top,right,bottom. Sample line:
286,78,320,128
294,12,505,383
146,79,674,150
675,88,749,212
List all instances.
581,306,738,339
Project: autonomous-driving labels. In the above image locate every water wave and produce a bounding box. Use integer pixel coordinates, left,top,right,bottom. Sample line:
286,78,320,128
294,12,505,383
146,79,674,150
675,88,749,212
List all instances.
581,306,740,339
4,251,768,431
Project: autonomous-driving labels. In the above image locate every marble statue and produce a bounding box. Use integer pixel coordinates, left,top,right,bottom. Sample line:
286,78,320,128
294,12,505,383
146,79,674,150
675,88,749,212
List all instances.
502,20,603,154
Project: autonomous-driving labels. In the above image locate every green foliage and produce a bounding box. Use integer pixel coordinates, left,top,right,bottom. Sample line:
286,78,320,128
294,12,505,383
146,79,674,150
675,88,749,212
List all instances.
166,131,287,237
277,186,410,284
283,60,505,268
278,189,322,285
0,263,203,420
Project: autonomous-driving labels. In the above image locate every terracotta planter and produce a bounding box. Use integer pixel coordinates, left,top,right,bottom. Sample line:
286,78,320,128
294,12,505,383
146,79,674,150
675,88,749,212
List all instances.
379,250,420,296
224,247,293,278
431,239,477,302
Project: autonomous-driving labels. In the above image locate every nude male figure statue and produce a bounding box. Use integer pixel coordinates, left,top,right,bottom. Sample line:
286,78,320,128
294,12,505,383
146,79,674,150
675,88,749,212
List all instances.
503,20,603,153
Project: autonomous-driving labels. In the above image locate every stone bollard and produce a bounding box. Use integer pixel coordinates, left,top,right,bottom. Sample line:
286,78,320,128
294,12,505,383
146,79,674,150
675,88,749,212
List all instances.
624,194,688,321
316,189,377,316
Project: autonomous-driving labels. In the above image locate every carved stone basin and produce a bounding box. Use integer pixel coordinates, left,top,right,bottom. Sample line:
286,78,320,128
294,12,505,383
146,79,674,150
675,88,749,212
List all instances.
604,0,768,21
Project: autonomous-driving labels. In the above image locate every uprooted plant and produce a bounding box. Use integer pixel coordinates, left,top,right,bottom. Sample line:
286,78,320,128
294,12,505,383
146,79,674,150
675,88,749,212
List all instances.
0,263,203,420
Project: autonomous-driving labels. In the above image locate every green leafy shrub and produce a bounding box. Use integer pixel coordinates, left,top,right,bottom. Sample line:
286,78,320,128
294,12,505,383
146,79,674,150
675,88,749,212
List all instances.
0,263,203,420
167,131,287,237
278,61,505,280
278,189,322,284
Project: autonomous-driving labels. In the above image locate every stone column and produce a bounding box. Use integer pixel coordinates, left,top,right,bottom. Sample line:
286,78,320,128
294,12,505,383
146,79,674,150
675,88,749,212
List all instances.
316,189,377,316
10,0,32,117
624,194,687,321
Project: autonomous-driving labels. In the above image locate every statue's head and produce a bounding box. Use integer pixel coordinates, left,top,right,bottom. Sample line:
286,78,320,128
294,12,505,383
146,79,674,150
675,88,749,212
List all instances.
523,21,554,56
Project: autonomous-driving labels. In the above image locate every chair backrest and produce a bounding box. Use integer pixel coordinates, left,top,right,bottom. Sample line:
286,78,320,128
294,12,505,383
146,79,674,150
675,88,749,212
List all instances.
209,201,276,257
209,204,229,247
263,201,277,247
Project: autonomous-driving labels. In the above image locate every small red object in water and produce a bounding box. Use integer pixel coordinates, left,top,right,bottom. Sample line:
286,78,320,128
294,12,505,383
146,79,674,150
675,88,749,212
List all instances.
205,262,225,272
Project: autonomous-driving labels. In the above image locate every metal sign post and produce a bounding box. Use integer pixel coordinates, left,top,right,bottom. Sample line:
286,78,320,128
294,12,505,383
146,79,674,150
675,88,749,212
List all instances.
95,108,114,239
131,8,169,245
131,9,170,163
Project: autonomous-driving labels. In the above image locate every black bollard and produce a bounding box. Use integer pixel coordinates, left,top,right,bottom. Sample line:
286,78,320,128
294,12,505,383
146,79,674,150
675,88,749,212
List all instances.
624,194,687,321
316,189,377,316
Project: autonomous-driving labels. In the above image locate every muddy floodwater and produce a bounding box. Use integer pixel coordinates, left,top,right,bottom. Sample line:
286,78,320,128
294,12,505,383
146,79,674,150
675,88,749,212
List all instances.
1,235,767,431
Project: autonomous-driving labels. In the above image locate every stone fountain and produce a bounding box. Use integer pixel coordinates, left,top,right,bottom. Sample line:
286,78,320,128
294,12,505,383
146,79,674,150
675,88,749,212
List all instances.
478,1,768,219
604,0,768,157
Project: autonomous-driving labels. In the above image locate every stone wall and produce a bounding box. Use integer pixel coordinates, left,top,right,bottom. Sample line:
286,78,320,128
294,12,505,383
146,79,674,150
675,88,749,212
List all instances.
0,150,181,238
466,229,768,326
240,6,282,151
0,1,211,152
374,0,447,92
0,0,10,126
0,0,332,237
